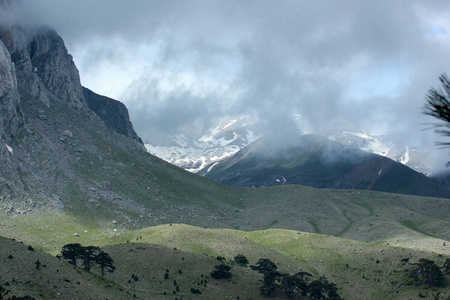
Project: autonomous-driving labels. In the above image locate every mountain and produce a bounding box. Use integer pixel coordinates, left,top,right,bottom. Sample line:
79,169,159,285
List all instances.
328,129,434,176
145,117,435,176
145,117,260,172
83,87,143,144
199,134,450,198
0,22,245,230
0,6,449,299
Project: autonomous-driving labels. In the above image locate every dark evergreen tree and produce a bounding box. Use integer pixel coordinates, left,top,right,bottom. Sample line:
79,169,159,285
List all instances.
400,258,411,277
250,259,282,297
61,243,84,266
309,280,325,300
211,264,232,279
443,258,450,275
260,270,282,297
81,246,101,272
234,254,249,267
95,251,115,277
35,260,41,270
281,272,312,298
250,258,278,275
412,258,445,288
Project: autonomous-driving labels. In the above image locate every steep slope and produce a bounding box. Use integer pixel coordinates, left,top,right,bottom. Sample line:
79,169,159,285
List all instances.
0,23,246,231
83,87,143,144
200,135,450,198
0,30,24,197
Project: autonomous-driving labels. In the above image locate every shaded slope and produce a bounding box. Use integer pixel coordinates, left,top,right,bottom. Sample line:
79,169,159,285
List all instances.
100,225,449,300
0,236,132,299
83,87,143,144
0,23,246,232
201,135,450,198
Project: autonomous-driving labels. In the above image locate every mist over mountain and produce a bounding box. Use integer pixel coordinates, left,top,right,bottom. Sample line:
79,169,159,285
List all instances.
145,115,436,176
0,2,449,299
199,134,450,198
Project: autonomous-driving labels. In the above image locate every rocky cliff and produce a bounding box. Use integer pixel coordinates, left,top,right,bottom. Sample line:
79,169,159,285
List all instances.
0,17,146,212
83,87,143,144
0,34,24,196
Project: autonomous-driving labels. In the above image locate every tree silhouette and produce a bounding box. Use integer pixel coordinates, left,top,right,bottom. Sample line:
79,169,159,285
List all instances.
250,258,278,275
61,243,84,266
411,258,445,288
443,258,450,275
234,254,249,267
95,251,115,277
211,264,232,279
400,258,411,277
281,273,310,299
81,246,101,272
250,259,281,296
424,73,450,164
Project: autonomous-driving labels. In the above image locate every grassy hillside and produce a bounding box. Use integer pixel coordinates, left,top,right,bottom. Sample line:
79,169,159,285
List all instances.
0,225,448,299
1,185,449,256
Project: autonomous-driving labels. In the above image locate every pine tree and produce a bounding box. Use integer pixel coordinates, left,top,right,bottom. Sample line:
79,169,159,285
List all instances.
95,251,115,277
61,243,84,266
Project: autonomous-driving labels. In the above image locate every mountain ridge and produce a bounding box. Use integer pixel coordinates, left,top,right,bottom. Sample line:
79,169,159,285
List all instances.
200,134,450,198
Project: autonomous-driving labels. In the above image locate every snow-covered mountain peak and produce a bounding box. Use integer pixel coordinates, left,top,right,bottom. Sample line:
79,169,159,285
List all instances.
145,116,260,172
328,130,432,175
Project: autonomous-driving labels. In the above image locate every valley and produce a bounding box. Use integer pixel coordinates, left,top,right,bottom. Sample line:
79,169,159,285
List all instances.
0,2,449,299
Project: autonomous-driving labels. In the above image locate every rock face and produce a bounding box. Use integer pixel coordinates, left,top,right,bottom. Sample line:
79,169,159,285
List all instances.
0,26,86,109
0,18,145,205
0,36,22,142
83,87,143,144
0,37,24,196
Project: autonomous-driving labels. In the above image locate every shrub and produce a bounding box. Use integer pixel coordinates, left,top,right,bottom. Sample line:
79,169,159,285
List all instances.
234,254,249,267
211,264,232,279
190,287,202,294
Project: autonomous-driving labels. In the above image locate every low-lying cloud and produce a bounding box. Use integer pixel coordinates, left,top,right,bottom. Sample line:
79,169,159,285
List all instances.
9,0,450,169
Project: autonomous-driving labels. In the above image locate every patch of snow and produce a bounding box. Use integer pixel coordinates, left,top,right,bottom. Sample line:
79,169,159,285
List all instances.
276,176,287,184
199,126,221,142
5,144,13,154
223,119,237,130
246,130,259,145
378,169,383,176
207,162,219,173
400,146,410,164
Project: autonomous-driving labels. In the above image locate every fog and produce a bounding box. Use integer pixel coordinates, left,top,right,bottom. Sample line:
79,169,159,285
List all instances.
9,0,450,170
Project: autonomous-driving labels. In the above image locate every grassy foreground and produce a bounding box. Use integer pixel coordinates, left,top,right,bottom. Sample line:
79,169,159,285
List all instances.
0,223,448,299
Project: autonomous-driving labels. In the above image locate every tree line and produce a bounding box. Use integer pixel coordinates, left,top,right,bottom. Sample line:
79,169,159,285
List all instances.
211,255,341,299
60,243,115,277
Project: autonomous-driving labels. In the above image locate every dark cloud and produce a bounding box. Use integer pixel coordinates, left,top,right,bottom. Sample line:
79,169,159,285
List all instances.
12,1,450,166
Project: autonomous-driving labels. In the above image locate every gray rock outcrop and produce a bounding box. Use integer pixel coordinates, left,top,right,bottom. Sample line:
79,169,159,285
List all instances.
83,87,143,144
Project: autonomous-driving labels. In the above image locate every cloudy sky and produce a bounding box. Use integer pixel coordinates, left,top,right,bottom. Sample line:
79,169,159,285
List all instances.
13,0,450,168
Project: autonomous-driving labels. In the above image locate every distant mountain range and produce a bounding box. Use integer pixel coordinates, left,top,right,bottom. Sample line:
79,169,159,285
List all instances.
198,134,450,198
145,117,435,176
